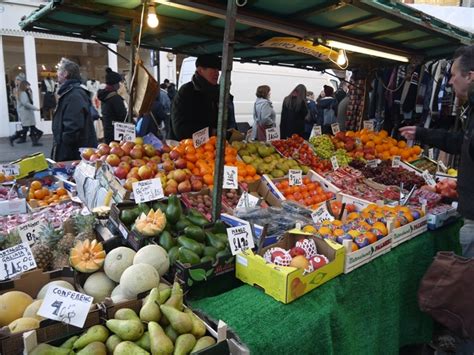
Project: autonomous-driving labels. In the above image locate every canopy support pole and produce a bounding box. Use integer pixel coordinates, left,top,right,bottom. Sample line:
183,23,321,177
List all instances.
212,0,237,222
127,20,137,123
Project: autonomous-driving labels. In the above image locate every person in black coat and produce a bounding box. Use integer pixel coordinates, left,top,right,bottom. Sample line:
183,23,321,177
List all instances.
97,68,127,144
52,58,97,161
280,84,308,139
316,85,338,134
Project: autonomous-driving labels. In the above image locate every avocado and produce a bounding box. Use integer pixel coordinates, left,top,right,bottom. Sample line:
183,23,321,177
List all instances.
178,247,201,265
177,236,204,256
166,195,182,224
158,231,176,251
168,246,179,265
184,226,206,243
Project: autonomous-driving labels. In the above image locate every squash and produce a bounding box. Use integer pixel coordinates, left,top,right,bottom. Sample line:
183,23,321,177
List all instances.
133,209,167,237
70,239,106,273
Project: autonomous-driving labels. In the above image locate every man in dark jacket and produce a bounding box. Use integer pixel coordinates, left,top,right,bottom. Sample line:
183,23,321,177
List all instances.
169,54,236,140
52,58,97,161
316,85,338,134
97,68,127,143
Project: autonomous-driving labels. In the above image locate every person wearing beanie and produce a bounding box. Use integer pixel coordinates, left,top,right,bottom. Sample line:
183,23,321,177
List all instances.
97,68,127,143
316,84,338,134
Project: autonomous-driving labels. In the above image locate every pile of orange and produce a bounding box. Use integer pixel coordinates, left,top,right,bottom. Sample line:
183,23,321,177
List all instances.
27,180,69,207
0,173,14,183
275,177,335,209
170,137,260,189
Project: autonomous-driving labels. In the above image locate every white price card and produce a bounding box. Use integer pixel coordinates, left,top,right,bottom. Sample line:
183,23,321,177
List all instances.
422,170,436,187
0,164,20,176
192,127,209,148
114,122,136,142
438,160,448,172
223,166,238,189
428,148,434,160
309,125,322,139
288,169,303,186
226,224,255,256
17,217,46,247
235,192,260,210
37,286,93,328
132,178,164,203
331,156,339,170
392,156,401,168
265,127,280,142
363,120,374,131
366,159,379,168
331,123,340,135
0,243,36,281
311,204,335,224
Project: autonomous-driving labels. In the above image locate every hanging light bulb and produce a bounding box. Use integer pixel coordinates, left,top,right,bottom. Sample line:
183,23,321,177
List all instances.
336,49,347,66
147,4,159,28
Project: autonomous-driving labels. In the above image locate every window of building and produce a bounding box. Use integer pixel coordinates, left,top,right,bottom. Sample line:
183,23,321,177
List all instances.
3,36,25,122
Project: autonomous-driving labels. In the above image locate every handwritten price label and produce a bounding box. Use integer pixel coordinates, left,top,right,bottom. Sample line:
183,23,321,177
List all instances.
37,286,93,328
223,166,238,189
428,148,434,160
311,204,335,224
288,169,303,186
438,160,448,172
0,243,36,281
366,159,379,168
114,122,136,142
363,120,374,131
192,127,209,148
226,224,254,256
392,156,401,168
331,156,339,171
265,127,280,142
331,123,340,135
235,192,260,210
309,125,322,138
132,178,164,203
422,170,436,187
17,217,46,247
0,164,19,177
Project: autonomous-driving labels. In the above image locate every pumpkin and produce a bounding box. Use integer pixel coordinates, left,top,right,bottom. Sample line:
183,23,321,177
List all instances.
133,209,167,237
70,239,106,273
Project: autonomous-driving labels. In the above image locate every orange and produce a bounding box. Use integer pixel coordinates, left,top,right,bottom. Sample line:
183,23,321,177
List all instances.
401,150,411,160
30,180,42,191
238,169,247,178
397,140,407,148
186,153,198,163
245,165,256,176
183,138,193,146
412,145,422,155
379,130,389,138
365,141,375,148
59,195,69,201
186,161,195,170
203,143,214,151
203,174,214,186
38,201,48,207
56,187,67,196
382,152,391,160
34,189,46,200
27,192,34,201
192,167,200,175
389,146,399,155
185,145,196,154
224,155,236,164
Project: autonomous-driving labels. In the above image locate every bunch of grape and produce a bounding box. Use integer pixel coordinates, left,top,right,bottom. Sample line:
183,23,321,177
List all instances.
309,135,334,159
334,149,352,167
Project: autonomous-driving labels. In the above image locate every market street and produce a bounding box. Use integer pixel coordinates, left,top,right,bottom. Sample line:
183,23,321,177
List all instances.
0,135,52,163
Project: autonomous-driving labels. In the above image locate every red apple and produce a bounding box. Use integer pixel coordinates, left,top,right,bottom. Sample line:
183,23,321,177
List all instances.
175,158,187,170
191,179,203,192
146,161,157,173
143,144,156,157
89,154,100,162
163,160,175,172
118,161,131,173
162,144,171,153
130,146,143,159
150,156,161,164
110,146,125,158
99,155,108,162
124,177,138,191
106,154,120,167
109,141,120,148
173,170,187,183
114,166,128,180
290,247,306,258
81,148,95,161
121,141,135,155
161,153,171,161
127,171,140,180
121,156,132,163
97,143,110,156
164,184,178,196
138,165,153,180
169,150,181,160
167,179,178,188
177,180,192,193
131,159,146,168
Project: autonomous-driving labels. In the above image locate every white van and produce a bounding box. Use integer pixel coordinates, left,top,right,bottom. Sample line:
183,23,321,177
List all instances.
178,57,339,127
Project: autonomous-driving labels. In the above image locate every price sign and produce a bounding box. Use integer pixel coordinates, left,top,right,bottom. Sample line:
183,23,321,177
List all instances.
114,122,136,142
226,224,255,256
363,120,374,131
366,159,379,168
132,178,164,203
0,164,19,176
422,170,436,187
223,166,238,189
392,156,401,168
17,217,46,247
438,160,448,172
311,204,335,224
192,127,209,148
0,243,36,281
331,156,339,170
265,127,280,142
428,148,434,160
235,192,260,210
288,169,303,186
331,123,340,135
309,125,322,138
37,286,93,328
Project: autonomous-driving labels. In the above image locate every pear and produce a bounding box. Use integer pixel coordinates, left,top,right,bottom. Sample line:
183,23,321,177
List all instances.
148,321,174,355
191,336,216,353
73,325,109,350
60,336,79,350
184,309,206,339
164,281,183,311
164,324,178,342
30,343,73,355
135,331,150,351
106,334,122,353
158,282,171,291
174,334,196,355
140,288,161,322
160,305,192,334
115,308,140,321
106,319,144,341
114,341,150,355
159,288,171,304
76,341,106,355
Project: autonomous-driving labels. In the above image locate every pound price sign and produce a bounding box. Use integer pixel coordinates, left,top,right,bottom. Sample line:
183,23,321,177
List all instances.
266,128,280,142
223,166,238,189
0,243,36,281
192,127,210,148
288,169,303,186
114,122,136,142
226,224,255,256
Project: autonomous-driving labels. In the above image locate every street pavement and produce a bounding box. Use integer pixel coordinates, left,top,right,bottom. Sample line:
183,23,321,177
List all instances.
0,134,53,163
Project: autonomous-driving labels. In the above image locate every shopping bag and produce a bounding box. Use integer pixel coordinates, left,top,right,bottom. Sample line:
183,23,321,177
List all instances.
131,60,159,117
418,251,474,339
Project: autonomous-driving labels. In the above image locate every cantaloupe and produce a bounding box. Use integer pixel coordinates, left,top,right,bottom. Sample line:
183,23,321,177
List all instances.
0,291,33,326
111,284,136,301
133,245,170,277
104,247,136,282
23,300,45,321
8,317,40,333
36,280,75,299
120,263,160,296
70,239,106,273
83,272,116,303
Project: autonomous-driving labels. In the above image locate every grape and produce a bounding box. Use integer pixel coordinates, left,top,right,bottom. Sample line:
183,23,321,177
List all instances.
309,135,335,159
334,149,352,167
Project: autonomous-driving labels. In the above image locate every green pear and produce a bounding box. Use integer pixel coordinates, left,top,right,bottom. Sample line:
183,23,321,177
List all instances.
184,309,206,339
160,305,192,334
164,324,178,342
140,288,161,322
106,319,144,341
191,336,216,353
174,334,196,355
114,341,150,355
76,341,106,355
73,325,109,350
30,343,73,355
246,144,257,154
158,282,171,291
106,335,122,353
135,331,151,351
148,321,174,355
159,288,171,304
164,281,183,311
114,308,140,321
60,336,78,349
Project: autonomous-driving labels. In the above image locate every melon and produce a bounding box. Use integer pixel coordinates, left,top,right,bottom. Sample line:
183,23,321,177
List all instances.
8,317,40,333
83,272,116,303
133,245,170,277
37,280,75,299
104,247,136,282
0,291,33,326
23,300,45,321
111,284,136,300
70,239,106,273
120,263,160,296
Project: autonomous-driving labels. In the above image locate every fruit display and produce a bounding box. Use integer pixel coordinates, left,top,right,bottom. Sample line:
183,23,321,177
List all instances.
0,185,18,201
133,209,167,237
309,135,334,159
435,178,458,200
0,172,15,184
70,239,106,273
274,177,335,209
25,179,70,208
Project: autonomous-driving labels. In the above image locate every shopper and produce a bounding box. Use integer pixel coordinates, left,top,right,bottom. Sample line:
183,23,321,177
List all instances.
251,85,276,141
52,57,97,161
97,68,127,144
280,84,308,139
9,80,43,146
167,83,177,102
137,90,169,139
316,85,338,134
304,91,318,139
336,82,350,131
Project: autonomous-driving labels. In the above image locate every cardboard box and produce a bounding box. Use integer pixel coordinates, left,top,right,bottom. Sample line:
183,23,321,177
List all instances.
390,215,428,247
338,192,372,210
220,213,278,247
10,153,49,179
243,179,281,207
0,198,27,216
235,231,344,303
342,233,392,273
427,205,460,230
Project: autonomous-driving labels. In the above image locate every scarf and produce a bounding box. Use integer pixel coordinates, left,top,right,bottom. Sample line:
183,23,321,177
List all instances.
58,79,82,96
